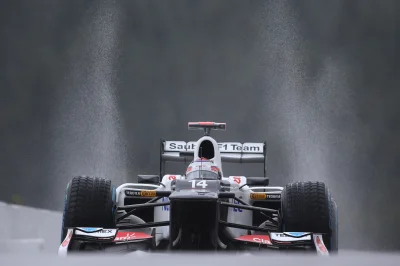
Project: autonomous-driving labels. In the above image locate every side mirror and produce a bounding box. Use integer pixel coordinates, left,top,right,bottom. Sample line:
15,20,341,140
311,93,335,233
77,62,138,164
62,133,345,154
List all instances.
138,175,160,184
246,177,269,186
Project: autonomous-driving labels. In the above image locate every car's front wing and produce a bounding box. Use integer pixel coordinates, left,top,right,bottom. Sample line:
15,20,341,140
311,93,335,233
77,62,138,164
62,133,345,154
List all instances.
59,227,329,256
58,227,154,256
234,232,329,255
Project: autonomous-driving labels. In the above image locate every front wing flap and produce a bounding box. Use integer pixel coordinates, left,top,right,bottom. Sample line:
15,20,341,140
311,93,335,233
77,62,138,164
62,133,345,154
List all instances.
58,227,154,256
234,232,329,255
59,229,329,255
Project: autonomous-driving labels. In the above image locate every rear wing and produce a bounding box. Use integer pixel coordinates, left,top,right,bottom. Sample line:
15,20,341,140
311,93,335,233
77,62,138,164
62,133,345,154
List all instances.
159,140,267,177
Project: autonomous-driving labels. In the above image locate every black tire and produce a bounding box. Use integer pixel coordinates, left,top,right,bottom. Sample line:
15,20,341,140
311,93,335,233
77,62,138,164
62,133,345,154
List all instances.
60,176,116,242
281,181,335,251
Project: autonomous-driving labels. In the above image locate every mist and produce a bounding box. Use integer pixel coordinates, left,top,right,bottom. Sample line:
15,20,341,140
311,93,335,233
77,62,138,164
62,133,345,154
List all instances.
48,0,128,197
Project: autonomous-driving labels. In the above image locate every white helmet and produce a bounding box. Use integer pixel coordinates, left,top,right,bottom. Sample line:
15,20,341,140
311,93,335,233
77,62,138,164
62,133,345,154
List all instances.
185,158,221,180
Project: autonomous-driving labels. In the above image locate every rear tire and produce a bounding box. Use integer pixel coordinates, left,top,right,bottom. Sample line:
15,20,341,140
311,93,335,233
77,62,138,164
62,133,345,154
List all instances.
61,176,116,242
281,181,336,251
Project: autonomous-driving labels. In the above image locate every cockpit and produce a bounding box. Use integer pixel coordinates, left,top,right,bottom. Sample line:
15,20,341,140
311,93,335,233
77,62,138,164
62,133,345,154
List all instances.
186,170,219,180
185,159,221,180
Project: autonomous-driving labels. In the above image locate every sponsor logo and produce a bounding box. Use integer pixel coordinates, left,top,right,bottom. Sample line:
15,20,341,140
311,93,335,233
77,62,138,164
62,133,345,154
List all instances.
125,190,140,196
75,228,117,238
271,232,311,242
162,197,169,211
250,193,266,200
235,235,271,245
285,232,308,237
253,237,272,245
168,175,176,180
61,231,73,247
250,193,281,200
218,143,263,153
115,233,136,241
233,199,243,212
125,190,156,197
266,194,281,199
77,228,114,234
79,227,100,232
274,233,288,237
140,190,156,197
166,142,196,151
114,232,152,242
243,146,261,152
218,143,242,152
99,229,113,233
164,141,263,153
233,176,241,184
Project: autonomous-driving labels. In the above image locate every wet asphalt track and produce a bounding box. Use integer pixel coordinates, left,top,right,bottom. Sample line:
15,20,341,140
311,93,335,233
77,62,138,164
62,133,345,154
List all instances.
2,251,400,266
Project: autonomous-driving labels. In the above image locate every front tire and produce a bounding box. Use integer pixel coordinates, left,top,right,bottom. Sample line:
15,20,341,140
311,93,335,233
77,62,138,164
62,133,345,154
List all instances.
61,176,116,242
281,181,336,251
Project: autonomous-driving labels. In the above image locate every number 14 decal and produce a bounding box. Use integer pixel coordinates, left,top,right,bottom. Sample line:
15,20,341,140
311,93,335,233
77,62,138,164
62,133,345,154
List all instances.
189,180,208,189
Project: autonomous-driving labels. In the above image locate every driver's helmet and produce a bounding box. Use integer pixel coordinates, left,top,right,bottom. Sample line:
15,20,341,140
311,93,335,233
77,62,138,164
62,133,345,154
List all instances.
185,158,221,180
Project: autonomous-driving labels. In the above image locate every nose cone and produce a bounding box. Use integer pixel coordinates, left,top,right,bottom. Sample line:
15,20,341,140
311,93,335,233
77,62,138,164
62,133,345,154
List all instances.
171,179,221,200
169,190,218,200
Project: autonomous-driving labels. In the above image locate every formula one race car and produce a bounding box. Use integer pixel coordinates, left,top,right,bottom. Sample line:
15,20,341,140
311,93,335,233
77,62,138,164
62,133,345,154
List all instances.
58,122,338,256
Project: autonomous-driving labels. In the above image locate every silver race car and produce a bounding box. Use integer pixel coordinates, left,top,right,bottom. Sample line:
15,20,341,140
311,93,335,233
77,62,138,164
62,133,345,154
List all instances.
59,122,338,256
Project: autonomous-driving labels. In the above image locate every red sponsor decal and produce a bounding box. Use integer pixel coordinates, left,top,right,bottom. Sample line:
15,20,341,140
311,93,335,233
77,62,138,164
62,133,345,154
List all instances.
235,235,272,245
233,176,241,184
198,122,214,125
114,232,152,242
61,231,73,247
168,175,176,180
186,167,192,173
315,235,328,253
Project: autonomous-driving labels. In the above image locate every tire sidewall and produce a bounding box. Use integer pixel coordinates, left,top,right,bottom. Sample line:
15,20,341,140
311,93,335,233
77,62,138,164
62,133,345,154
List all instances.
110,184,117,224
60,181,72,243
281,182,335,251
60,177,117,243
280,186,286,231
330,199,339,252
